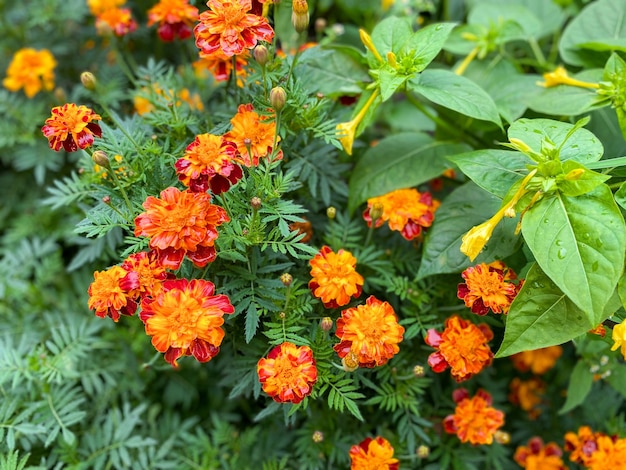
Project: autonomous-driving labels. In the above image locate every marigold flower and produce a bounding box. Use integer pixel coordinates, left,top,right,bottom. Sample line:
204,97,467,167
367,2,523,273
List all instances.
443,389,505,445
88,266,138,322
349,436,399,470
538,65,600,89
425,315,493,381
95,7,138,37
140,278,234,366
148,0,198,41
611,320,626,359
120,251,170,300
42,104,102,152
308,246,364,308
289,219,313,243
194,0,274,57
134,84,204,115
511,346,562,375
87,0,125,15
134,187,230,269
508,377,544,419
564,426,602,466
257,342,317,403
514,437,567,470
364,188,440,240
585,435,626,470
3,48,56,98
175,133,242,194
334,296,404,368
225,103,281,166
457,263,518,315
192,51,249,83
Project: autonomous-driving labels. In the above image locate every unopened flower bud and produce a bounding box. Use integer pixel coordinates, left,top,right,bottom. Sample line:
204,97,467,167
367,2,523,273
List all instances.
80,71,97,90
280,273,293,286
102,195,111,204
312,431,324,443
369,203,384,222
600,355,609,366
315,17,327,33
251,196,262,210
416,445,430,458
292,0,308,14
342,351,359,372
413,365,425,377
254,45,269,66
326,206,336,219
53,87,67,102
494,430,511,445
92,150,110,167
279,311,286,319
291,1,309,34
565,168,585,180
320,317,333,332
270,86,287,111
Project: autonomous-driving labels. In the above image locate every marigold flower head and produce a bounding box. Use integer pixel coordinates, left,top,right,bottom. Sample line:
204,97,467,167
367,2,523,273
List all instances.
225,103,281,166
289,219,313,243
425,315,493,381
510,346,562,375
308,246,364,308
42,104,102,152
349,436,399,470
334,296,404,368
194,0,274,57
514,437,566,470
175,133,242,194
95,7,138,37
443,389,505,445
192,51,249,83
3,48,56,98
257,342,317,404
611,320,626,359
120,251,170,300
564,426,603,466
148,0,199,41
87,0,125,15
457,263,518,315
88,266,138,322
508,377,544,419
134,187,230,270
140,278,234,366
585,435,626,470
364,188,440,241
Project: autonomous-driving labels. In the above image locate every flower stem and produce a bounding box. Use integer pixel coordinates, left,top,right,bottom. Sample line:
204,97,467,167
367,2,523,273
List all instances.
455,47,479,76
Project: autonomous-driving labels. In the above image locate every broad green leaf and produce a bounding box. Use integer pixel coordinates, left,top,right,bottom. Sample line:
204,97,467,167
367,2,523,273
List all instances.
578,39,626,52
559,0,626,68
559,361,594,414
447,149,529,198
607,364,626,399
618,271,626,309
378,67,409,102
403,23,457,73
468,2,541,39
417,182,520,279
370,16,413,67
615,181,626,211
408,69,501,125
348,133,469,212
515,0,567,38
586,107,626,159
521,184,626,314
380,100,435,133
557,161,610,197
508,118,604,164
444,24,480,55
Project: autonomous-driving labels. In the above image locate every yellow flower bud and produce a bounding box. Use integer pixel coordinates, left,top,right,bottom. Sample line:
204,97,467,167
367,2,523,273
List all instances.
359,29,383,63
270,86,287,111
326,206,336,219
80,71,97,90
92,150,110,167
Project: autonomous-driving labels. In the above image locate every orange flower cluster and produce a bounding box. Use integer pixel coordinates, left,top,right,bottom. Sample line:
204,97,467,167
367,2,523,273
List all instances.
309,246,364,308
192,52,249,84
41,104,102,152
511,346,563,375
3,48,56,98
175,133,242,194
225,103,282,166
349,436,399,470
134,84,204,115
565,426,626,469
257,342,318,403
508,377,545,419
425,315,493,381
334,296,404,368
443,389,505,445
147,0,198,41
289,218,313,243
514,437,567,470
364,188,440,241
457,262,519,315
134,187,230,269
140,278,234,367
94,6,138,37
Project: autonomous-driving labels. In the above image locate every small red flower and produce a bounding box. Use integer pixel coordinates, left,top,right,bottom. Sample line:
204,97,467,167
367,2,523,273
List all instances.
42,104,102,152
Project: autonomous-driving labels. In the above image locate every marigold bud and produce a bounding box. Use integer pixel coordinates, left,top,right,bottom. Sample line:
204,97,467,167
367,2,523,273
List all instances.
369,202,384,222
254,45,269,66
292,11,309,33
279,311,286,319
494,430,510,445
416,445,430,458
342,351,359,372
80,71,97,90
270,86,287,111
320,316,333,332
102,195,111,204
292,0,308,14
413,365,425,377
312,431,324,443
53,87,67,102
326,206,336,219
251,196,262,210
92,150,110,167
280,273,293,287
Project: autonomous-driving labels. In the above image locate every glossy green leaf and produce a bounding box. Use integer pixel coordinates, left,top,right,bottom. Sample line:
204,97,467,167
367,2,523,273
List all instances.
348,133,469,212
369,16,413,67
468,2,541,39
559,361,594,414
403,23,457,73
521,184,626,314
409,69,501,125
378,67,409,102
417,182,520,279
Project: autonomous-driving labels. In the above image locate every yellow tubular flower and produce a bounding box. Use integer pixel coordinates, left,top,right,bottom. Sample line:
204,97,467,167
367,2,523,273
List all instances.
336,89,380,155
359,29,383,63
538,66,599,89
455,46,479,76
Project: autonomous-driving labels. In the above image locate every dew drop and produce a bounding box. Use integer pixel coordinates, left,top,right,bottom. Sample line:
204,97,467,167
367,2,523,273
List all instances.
555,239,563,246
592,261,599,272
557,248,567,259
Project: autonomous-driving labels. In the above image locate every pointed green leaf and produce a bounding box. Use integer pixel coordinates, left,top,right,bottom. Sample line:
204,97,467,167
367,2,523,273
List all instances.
559,361,594,414
378,68,409,102
403,23,457,73
370,16,413,66
245,303,260,343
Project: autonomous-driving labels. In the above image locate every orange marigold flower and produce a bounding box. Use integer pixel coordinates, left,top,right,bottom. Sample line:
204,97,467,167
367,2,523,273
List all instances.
88,266,138,322
148,0,199,41
425,315,493,382
457,263,518,315
3,48,56,98
514,437,567,470
349,436,399,470
585,435,626,470
134,187,230,270
175,133,242,194
42,104,102,152
95,7,138,37
257,342,317,404
363,188,440,241
443,389,505,445
87,0,125,15
511,346,562,375
308,246,364,308
289,218,313,243
564,426,603,466
192,51,249,83
508,377,545,419
120,251,171,300
194,0,274,57
334,296,405,368
225,103,281,166
140,278,234,366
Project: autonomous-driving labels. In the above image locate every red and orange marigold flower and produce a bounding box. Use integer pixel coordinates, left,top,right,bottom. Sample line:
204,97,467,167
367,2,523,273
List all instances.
192,51,249,84
443,389,505,445
508,377,545,419
148,0,199,41
134,187,230,269
225,103,281,166
175,133,242,194
585,435,626,470
349,436,399,470
257,342,317,404
88,266,138,322
3,48,56,98
194,0,274,57
425,315,493,381
514,437,567,470
510,346,563,375
457,262,518,315
334,296,404,368
87,0,125,15
140,278,234,366
42,104,102,152
308,246,364,308
120,251,170,300
564,426,604,467
363,188,440,241
95,7,138,37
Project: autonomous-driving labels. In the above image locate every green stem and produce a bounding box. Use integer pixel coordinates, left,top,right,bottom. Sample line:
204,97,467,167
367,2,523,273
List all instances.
106,162,134,216
364,223,376,247
528,38,546,67
587,157,626,170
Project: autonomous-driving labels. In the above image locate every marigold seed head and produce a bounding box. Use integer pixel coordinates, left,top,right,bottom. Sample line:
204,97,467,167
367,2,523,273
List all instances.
342,351,359,372
80,71,97,90
417,445,430,458
253,45,269,66
326,206,336,219
413,365,425,377
320,316,333,332
280,273,293,287
92,150,110,167
312,431,324,443
270,86,287,111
